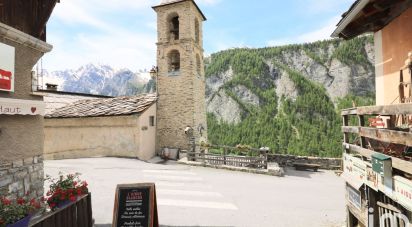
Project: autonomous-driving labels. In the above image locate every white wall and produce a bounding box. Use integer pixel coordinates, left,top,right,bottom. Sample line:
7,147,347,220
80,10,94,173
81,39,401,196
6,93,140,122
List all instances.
138,104,157,161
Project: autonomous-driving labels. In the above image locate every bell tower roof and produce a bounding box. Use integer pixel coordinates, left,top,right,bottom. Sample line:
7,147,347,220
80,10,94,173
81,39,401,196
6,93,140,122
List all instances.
152,0,206,21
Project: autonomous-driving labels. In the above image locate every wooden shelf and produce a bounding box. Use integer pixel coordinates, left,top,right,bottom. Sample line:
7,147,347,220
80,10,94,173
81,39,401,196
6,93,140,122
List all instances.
359,127,412,146
341,108,357,116
342,103,412,116
343,143,412,175
342,126,360,134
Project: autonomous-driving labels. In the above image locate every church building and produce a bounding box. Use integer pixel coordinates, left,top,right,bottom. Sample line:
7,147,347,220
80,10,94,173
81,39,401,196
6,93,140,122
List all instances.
43,0,208,160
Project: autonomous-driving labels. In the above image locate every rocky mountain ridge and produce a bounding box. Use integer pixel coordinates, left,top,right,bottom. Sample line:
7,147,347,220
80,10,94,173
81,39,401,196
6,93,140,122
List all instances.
42,64,153,96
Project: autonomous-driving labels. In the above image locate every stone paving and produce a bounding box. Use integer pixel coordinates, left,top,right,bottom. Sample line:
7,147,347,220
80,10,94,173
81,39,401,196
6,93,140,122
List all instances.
44,157,346,227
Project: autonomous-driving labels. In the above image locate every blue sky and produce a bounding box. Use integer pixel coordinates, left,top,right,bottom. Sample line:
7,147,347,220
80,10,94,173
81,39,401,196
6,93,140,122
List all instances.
43,0,354,71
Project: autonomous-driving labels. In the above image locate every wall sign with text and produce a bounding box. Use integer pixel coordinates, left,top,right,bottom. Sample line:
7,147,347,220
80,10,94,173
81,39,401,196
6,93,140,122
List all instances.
0,98,45,116
394,176,412,211
343,154,367,185
0,42,15,92
112,183,158,227
347,185,362,210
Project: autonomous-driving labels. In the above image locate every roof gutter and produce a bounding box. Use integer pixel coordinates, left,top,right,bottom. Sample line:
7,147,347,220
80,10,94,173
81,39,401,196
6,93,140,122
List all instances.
0,22,53,53
331,0,370,38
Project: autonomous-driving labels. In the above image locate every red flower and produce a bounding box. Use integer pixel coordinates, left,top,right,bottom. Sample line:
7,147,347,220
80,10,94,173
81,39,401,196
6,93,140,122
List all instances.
81,181,88,187
1,197,11,206
73,181,78,186
50,203,56,208
17,198,25,205
69,195,76,202
30,199,41,209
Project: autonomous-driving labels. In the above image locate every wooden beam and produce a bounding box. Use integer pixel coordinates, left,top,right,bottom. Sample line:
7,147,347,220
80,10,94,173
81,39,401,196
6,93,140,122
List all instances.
347,202,367,227
341,108,358,116
36,0,59,41
343,143,412,175
356,103,412,115
342,126,360,134
340,0,412,39
377,201,402,213
358,127,412,146
343,116,350,143
358,116,366,148
343,143,374,158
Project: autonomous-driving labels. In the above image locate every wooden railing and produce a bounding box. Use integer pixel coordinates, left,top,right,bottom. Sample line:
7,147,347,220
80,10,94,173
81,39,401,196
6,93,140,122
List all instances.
187,144,268,169
342,103,412,175
30,193,93,227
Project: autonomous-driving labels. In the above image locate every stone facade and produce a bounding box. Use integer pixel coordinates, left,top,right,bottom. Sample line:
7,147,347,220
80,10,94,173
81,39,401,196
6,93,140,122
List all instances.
0,155,44,199
0,23,52,197
153,0,207,152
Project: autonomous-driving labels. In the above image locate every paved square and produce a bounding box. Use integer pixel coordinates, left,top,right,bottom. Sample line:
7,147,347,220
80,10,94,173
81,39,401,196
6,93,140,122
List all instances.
44,158,345,227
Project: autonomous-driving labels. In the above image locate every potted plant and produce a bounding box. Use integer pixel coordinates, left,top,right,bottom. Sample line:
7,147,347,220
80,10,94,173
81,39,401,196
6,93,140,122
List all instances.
0,196,42,227
45,173,89,210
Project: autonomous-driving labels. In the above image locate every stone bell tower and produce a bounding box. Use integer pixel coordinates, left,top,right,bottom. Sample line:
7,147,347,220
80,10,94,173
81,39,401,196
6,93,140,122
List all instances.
153,0,207,152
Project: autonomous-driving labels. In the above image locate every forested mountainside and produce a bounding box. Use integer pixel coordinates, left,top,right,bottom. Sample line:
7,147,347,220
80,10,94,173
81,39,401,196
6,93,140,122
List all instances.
205,36,375,157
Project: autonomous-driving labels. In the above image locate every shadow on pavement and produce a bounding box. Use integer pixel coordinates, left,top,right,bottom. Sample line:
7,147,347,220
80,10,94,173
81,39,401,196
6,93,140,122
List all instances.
95,225,234,227
283,167,323,178
159,226,235,227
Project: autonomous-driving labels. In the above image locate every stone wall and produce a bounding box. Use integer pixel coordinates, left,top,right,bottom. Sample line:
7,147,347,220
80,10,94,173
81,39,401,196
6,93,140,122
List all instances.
154,0,207,152
0,155,44,199
268,154,342,170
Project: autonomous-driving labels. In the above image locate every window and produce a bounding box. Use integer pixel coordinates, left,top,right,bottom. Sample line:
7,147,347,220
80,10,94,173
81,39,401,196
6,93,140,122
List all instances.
168,50,180,75
168,14,179,41
196,54,201,76
195,19,200,44
149,116,155,127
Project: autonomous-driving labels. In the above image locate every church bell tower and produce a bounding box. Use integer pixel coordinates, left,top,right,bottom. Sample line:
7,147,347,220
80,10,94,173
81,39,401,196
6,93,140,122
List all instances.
153,0,207,152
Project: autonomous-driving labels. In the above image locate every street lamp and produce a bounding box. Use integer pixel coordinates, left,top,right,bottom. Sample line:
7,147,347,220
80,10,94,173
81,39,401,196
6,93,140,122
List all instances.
149,66,158,95
149,66,157,79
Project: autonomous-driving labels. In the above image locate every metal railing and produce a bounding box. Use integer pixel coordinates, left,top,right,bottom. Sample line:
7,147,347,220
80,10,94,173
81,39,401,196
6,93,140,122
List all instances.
187,144,268,169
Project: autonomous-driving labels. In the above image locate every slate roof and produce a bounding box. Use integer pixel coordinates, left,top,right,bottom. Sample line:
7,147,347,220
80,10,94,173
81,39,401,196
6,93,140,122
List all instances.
46,93,157,119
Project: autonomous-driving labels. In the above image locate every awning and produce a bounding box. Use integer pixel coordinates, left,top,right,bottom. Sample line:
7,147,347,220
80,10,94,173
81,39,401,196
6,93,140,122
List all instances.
342,172,364,190
0,97,45,116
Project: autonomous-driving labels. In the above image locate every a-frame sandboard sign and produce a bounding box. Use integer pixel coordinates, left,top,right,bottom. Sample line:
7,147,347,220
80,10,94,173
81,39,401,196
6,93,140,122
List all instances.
112,183,159,227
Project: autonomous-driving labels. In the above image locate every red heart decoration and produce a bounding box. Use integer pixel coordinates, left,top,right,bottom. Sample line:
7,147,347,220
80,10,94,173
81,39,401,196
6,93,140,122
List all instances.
31,107,36,113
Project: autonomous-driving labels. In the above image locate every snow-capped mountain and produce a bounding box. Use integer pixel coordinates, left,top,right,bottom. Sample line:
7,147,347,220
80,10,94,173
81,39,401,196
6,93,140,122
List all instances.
41,64,154,96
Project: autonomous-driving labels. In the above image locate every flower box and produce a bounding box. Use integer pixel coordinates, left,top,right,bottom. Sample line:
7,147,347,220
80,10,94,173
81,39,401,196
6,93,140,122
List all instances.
6,215,31,227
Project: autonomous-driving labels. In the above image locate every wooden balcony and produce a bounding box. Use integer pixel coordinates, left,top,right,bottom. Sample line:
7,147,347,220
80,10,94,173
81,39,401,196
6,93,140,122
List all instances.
342,102,412,175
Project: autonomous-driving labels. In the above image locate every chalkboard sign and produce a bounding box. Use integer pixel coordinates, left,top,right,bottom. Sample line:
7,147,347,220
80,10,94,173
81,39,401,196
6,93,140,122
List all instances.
112,183,158,227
